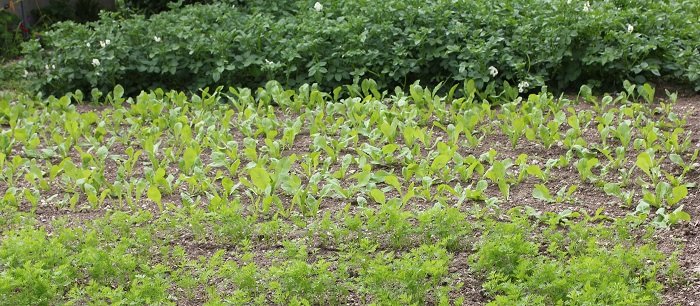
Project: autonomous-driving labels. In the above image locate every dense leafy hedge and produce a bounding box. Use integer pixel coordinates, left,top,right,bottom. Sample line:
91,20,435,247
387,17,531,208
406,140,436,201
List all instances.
22,0,700,95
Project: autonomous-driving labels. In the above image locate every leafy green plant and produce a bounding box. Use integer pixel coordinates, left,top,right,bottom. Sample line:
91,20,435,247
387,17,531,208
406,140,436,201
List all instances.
484,158,515,200
635,150,663,186
637,182,688,210
575,157,599,183
603,183,635,207
532,184,577,204
473,217,668,305
21,0,700,96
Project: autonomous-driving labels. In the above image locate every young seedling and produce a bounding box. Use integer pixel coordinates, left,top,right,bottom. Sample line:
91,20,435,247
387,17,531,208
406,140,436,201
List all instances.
532,184,577,203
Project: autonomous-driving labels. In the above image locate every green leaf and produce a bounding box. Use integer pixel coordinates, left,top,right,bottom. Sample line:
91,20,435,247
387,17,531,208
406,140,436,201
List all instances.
382,144,399,155
431,154,451,172
668,206,691,225
380,121,396,140
113,84,124,100
369,188,386,205
222,177,235,195
526,165,545,180
384,175,401,192
532,184,554,202
147,185,162,210
84,183,98,205
603,183,622,196
669,153,683,166
249,166,272,193
497,181,510,200
210,151,228,168
410,83,424,105
635,151,652,177
668,185,688,206
183,146,198,171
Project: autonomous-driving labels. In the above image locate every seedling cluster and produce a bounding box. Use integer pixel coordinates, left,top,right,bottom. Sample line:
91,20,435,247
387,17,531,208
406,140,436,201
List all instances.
0,79,696,304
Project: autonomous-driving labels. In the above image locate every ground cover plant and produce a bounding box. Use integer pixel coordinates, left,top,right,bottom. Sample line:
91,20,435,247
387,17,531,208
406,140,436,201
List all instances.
1,79,699,304
20,0,700,96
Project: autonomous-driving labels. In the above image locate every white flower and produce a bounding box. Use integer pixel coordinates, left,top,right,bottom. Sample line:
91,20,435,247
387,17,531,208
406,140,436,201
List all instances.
314,2,323,11
264,59,274,65
100,40,110,48
626,24,634,33
105,39,111,46
488,66,498,77
92,59,101,67
583,1,591,12
154,36,162,42
52,64,56,70
45,64,49,70
86,42,91,47
518,81,530,93
23,70,29,78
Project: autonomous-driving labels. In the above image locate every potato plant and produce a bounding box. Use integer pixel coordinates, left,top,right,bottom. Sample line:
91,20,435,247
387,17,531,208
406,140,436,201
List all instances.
20,0,700,96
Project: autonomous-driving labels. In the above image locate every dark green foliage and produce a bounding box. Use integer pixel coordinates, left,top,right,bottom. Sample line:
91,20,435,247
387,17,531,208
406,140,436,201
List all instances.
21,0,700,96
31,0,103,26
0,11,21,60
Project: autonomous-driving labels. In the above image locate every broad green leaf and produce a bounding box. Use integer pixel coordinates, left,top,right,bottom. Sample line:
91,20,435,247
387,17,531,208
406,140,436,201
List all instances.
183,146,198,170
498,181,510,200
635,152,652,177
668,185,688,206
410,83,424,105
384,175,401,192
669,154,683,166
526,165,545,180
369,188,386,205
655,182,671,200
147,185,162,209
249,166,271,193
603,183,621,196
532,184,554,202
84,183,98,205
380,121,396,140
382,144,399,155
222,177,235,194
210,151,228,168
668,206,691,225
113,84,124,100
431,154,451,171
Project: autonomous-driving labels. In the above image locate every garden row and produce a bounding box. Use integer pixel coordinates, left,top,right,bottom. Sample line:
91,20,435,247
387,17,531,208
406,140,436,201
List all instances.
21,0,700,96
0,81,695,303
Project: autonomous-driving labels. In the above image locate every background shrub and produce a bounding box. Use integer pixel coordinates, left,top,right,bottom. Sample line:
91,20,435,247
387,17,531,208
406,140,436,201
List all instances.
21,0,700,96
0,10,22,60
31,0,103,27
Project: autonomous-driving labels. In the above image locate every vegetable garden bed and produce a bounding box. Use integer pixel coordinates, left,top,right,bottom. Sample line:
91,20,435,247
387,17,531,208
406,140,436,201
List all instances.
1,81,699,304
